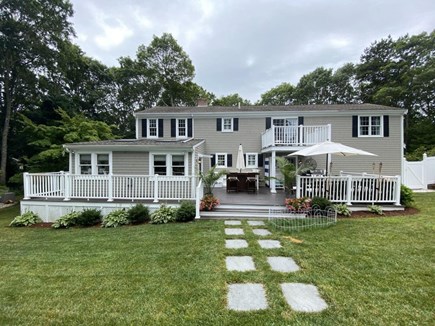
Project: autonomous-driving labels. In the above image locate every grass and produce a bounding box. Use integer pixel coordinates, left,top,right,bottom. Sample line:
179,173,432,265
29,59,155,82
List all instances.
0,193,434,325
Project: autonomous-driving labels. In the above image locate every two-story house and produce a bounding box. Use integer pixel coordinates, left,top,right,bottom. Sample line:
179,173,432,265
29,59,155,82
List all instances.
21,103,406,221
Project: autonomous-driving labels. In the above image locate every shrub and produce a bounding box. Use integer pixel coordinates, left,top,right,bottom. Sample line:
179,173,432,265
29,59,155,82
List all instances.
10,211,42,227
200,194,220,211
150,205,177,224
126,204,150,224
334,204,352,217
75,209,102,227
312,196,332,210
102,209,129,228
367,204,384,216
400,184,415,208
285,197,312,211
175,201,196,222
52,211,81,229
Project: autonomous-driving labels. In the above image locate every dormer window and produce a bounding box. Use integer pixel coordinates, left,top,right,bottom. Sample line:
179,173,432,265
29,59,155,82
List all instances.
148,119,158,138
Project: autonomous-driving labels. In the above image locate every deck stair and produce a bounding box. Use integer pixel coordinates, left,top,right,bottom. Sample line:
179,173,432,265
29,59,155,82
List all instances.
200,203,286,219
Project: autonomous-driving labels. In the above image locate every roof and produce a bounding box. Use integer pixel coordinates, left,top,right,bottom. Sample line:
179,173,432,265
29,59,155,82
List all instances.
135,103,404,115
64,138,205,150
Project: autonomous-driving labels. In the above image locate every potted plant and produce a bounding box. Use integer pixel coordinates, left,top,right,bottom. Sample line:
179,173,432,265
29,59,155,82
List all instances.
198,165,227,195
274,157,314,195
200,194,220,211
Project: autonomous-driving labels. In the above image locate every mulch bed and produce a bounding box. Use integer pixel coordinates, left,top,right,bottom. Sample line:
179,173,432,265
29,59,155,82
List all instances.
341,207,419,218
30,223,54,228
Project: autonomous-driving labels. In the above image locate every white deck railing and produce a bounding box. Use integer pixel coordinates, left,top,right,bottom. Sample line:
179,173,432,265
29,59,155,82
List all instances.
261,124,331,148
23,172,196,202
296,174,401,205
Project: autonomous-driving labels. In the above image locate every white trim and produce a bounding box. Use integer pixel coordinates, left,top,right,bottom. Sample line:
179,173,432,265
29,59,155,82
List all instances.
147,118,159,138
149,152,189,176
245,153,258,168
272,117,298,126
215,153,227,168
75,152,113,175
358,115,383,137
221,118,233,132
176,118,188,138
136,118,139,139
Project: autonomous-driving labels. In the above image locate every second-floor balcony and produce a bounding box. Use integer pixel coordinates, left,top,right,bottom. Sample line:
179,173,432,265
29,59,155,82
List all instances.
261,124,331,149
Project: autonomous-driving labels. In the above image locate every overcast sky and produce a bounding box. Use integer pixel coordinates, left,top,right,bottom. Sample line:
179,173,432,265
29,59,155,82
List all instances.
69,0,434,102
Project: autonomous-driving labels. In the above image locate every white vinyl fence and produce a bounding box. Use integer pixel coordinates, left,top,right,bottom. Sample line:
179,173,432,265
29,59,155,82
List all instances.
296,173,401,205
403,154,435,189
23,172,196,202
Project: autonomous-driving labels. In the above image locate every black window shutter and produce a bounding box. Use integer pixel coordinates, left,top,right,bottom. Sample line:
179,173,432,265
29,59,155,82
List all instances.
383,115,389,137
234,118,239,131
158,119,164,138
216,118,222,131
266,117,271,129
298,116,304,125
171,119,176,137
227,154,232,167
141,119,147,137
188,118,193,137
211,154,215,167
258,154,264,167
352,116,358,137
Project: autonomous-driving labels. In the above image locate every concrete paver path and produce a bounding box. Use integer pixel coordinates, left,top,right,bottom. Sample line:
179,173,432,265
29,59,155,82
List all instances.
227,284,268,311
226,256,256,271
225,239,248,249
280,283,328,312
225,228,244,235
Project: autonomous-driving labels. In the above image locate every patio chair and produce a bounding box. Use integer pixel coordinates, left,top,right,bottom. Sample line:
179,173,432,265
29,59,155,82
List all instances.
246,177,257,193
227,177,239,193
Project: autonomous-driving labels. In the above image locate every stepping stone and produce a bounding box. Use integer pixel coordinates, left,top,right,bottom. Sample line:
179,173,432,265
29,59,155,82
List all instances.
225,220,241,225
225,228,244,235
267,257,300,272
258,240,281,249
227,283,268,311
247,220,265,226
226,256,255,271
253,229,272,236
280,283,328,312
225,239,248,249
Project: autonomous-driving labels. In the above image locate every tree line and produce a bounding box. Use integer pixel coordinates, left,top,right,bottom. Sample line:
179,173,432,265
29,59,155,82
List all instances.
1,0,434,185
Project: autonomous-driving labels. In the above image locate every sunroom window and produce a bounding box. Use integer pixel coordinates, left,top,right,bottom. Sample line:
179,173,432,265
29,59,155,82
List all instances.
78,153,111,175
153,155,167,175
79,154,92,174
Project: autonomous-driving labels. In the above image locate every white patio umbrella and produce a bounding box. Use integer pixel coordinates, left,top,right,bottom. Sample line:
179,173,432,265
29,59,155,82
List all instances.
288,141,377,175
236,143,246,172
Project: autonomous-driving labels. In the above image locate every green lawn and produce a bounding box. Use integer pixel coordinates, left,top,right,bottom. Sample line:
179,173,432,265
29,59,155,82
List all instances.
0,194,434,325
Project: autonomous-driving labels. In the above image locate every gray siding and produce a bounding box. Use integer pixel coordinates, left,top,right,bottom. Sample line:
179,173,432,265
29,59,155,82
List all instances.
113,152,149,175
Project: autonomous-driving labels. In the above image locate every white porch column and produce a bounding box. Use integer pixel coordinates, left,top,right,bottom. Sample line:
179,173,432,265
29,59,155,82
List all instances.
296,175,301,198
23,172,30,200
270,151,277,193
153,174,159,203
394,175,401,206
327,123,332,141
107,173,114,202
63,173,71,201
346,175,352,205
298,125,303,145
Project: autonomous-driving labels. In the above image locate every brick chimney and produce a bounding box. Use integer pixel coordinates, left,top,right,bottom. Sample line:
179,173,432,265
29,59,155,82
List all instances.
196,98,208,107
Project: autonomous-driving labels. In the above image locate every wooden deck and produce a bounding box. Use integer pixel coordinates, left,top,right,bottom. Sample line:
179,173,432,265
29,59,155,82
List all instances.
213,187,286,206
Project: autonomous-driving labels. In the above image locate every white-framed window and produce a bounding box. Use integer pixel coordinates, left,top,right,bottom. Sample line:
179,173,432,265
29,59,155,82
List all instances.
150,153,187,176
359,116,382,137
148,118,158,138
79,154,92,174
77,153,112,175
222,118,233,132
172,155,185,175
246,153,258,168
177,118,187,138
216,153,227,168
153,154,167,175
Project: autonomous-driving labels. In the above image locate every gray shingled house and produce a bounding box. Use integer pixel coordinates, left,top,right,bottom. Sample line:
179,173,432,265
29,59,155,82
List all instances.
21,103,405,220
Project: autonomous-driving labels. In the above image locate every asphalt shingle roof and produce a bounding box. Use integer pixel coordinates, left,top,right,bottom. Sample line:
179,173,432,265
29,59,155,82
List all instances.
135,103,402,114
